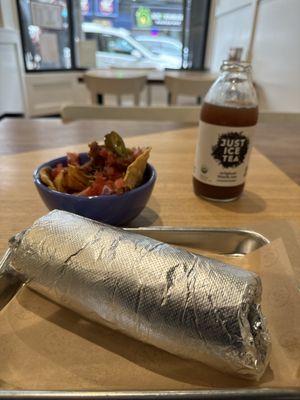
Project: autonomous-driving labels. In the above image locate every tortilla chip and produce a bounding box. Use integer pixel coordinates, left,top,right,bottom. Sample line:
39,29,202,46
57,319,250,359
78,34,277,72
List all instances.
66,164,91,192
40,167,56,190
123,147,151,190
53,169,66,192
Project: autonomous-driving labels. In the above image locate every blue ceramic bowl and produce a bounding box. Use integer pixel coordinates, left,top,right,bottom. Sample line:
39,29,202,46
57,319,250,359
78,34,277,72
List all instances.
33,153,156,226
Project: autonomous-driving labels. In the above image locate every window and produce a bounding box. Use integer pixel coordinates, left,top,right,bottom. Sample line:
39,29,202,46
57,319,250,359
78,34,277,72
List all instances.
17,0,210,72
17,0,73,71
75,0,186,69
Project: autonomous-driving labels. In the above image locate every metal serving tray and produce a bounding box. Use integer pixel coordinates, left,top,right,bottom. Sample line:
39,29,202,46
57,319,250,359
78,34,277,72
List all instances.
0,227,299,399
124,226,270,256
0,388,300,399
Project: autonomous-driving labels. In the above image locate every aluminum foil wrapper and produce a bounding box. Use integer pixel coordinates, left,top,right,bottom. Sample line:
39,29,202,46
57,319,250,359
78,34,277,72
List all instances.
4,210,270,379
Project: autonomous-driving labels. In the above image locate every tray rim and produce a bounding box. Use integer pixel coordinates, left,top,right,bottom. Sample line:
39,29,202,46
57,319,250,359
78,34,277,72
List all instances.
124,226,270,255
0,388,299,399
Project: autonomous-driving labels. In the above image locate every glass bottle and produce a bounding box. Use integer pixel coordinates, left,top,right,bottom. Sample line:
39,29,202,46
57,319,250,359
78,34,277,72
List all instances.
193,61,258,201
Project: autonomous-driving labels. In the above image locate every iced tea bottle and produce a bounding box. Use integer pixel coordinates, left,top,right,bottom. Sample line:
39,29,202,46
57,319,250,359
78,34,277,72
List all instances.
193,61,258,201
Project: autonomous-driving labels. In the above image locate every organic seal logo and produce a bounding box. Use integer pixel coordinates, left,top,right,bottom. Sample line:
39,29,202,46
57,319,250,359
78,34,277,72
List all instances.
201,165,208,174
211,131,249,168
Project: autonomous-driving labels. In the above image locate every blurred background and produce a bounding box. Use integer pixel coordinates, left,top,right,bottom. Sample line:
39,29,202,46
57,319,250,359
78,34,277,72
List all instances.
0,0,299,117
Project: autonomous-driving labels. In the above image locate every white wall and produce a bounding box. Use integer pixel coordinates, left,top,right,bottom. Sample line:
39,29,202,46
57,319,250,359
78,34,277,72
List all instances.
25,72,90,116
0,28,26,115
208,0,254,71
251,0,300,111
0,0,26,116
207,0,300,111
0,0,19,29
0,0,91,117
0,1,25,116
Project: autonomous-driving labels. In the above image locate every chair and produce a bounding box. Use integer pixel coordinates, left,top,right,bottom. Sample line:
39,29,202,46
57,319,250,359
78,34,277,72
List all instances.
109,67,156,72
109,67,157,105
61,104,199,123
84,72,147,106
165,74,215,105
61,104,300,125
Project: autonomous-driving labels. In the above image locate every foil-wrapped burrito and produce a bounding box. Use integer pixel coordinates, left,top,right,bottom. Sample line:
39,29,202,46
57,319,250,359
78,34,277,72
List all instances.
3,210,270,379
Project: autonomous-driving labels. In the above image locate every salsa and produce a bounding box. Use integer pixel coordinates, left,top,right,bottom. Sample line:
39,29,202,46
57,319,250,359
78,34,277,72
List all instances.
40,131,151,197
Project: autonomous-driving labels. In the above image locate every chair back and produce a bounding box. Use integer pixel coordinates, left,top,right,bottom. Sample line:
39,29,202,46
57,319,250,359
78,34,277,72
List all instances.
84,72,147,106
258,111,300,123
165,74,215,105
62,104,300,125
61,105,199,123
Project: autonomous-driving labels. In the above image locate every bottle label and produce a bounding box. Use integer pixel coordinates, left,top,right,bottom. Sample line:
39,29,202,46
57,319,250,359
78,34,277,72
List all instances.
194,121,255,187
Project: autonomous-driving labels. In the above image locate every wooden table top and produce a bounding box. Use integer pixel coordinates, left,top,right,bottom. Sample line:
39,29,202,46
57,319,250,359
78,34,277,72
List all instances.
1,118,299,394
1,117,299,183
0,118,299,255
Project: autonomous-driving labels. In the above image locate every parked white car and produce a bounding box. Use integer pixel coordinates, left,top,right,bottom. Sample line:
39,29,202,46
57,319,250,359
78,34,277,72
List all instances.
135,35,182,59
81,22,181,70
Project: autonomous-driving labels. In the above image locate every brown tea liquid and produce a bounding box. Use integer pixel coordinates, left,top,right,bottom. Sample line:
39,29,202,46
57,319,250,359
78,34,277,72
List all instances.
193,102,258,201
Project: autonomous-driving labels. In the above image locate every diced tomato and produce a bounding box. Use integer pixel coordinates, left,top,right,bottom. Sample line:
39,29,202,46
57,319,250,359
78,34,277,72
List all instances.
107,152,117,165
90,183,104,196
106,166,115,176
114,178,125,190
99,148,109,158
77,173,106,196
77,186,93,196
55,137,147,197
94,172,104,181
103,165,122,180
91,174,106,195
